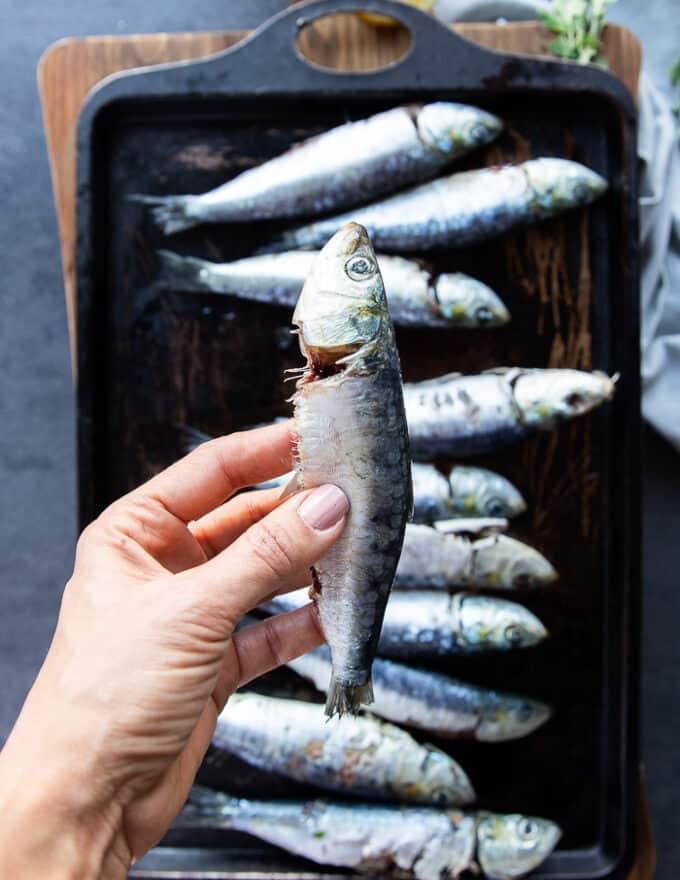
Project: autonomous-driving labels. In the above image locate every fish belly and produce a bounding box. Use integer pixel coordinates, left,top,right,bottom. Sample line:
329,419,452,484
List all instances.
295,366,410,715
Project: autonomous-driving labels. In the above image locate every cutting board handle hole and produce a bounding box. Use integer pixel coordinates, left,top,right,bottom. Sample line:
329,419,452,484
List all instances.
295,12,412,73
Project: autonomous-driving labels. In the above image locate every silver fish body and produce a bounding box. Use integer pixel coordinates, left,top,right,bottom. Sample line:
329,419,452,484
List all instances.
156,249,510,328
213,692,475,805
287,645,551,741
396,524,557,590
291,223,411,716
133,102,502,234
268,158,607,252
411,463,526,523
264,589,547,658
179,788,561,880
404,368,616,459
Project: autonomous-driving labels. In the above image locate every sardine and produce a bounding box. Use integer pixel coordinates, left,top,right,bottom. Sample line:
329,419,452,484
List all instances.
404,367,617,459
412,463,526,523
132,102,502,234
213,692,475,805
286,644,551,741
155,249,510,328
396,524,557,590
264,588,548,658
178,787,562,880
182,367,615,467
289,223,411,716
266,158,607,252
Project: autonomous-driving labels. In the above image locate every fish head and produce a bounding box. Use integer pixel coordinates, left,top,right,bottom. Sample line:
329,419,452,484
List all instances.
477,694,552,742
417,102,502,154
513,369,616,429
433,274,510,327
292,223,386,373
476,812,562,879
523,157,607,214
419,744,476,806
455,594,548,650
449,467,526,518
474,535,557,589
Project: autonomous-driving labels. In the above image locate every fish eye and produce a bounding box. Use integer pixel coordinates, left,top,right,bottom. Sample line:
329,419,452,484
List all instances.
470,123,488,143
345,255,377,282
517,703,534,722
573,182,590,201
484,497,505,517
517,818,537,839
475,305,493,325
504,624,522,645
566,392,585,410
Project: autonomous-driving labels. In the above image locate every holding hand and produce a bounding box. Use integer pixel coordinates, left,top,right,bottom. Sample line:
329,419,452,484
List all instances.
0,421,348,879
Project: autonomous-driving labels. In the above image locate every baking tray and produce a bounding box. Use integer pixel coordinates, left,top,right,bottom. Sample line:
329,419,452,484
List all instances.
75,1,640,877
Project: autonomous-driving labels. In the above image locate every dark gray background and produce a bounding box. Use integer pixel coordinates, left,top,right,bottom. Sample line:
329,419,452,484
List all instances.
0,0,677,875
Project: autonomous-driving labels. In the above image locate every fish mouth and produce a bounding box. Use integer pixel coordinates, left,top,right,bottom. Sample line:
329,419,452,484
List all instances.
333,221,370,255
295,324,365,378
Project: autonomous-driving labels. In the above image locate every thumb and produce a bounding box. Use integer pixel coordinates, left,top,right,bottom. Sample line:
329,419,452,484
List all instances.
190,484,349,623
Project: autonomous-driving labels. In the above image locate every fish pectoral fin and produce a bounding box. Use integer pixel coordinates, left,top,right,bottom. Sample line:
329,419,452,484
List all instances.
279,471,304,499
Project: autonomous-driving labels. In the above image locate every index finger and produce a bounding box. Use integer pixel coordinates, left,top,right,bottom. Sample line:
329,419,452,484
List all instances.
130,420,294,524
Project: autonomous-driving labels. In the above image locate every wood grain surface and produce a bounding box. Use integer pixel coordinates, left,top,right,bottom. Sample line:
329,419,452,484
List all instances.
37,13,651,879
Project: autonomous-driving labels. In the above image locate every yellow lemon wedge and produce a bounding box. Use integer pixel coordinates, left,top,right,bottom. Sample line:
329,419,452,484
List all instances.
358,0,436,28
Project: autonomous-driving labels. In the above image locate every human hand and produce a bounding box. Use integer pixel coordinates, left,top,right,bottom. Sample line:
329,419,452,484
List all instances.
0,421,348,879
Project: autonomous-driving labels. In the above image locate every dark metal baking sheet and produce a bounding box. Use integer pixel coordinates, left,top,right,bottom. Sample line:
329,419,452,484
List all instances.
75,1,640,877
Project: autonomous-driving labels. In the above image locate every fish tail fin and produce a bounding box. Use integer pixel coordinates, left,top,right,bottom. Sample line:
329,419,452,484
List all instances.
175,786,239,828
128,194,199,235
175,423,212,455
324,677,374,718
156,249,211,292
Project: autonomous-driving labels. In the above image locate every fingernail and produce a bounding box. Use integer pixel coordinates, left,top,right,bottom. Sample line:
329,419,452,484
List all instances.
298,484,349,532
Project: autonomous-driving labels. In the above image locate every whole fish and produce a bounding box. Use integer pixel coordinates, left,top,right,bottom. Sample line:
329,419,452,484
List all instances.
396,524,557,590
213,692,475,805
155,249,510,328
412,463,526,523
266,158,607,252
286,644,551,741
404,367,617,459
288,223,411,716
179,787,562,880
264,588,547,659
132,102,502,234
181,367,615,467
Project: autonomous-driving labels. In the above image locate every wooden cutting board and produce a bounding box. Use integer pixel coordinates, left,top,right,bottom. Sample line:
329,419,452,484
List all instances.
37,17,652,878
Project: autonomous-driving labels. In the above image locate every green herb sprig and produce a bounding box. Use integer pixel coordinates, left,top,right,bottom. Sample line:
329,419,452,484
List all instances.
540,0,615,67
671,56,680,120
